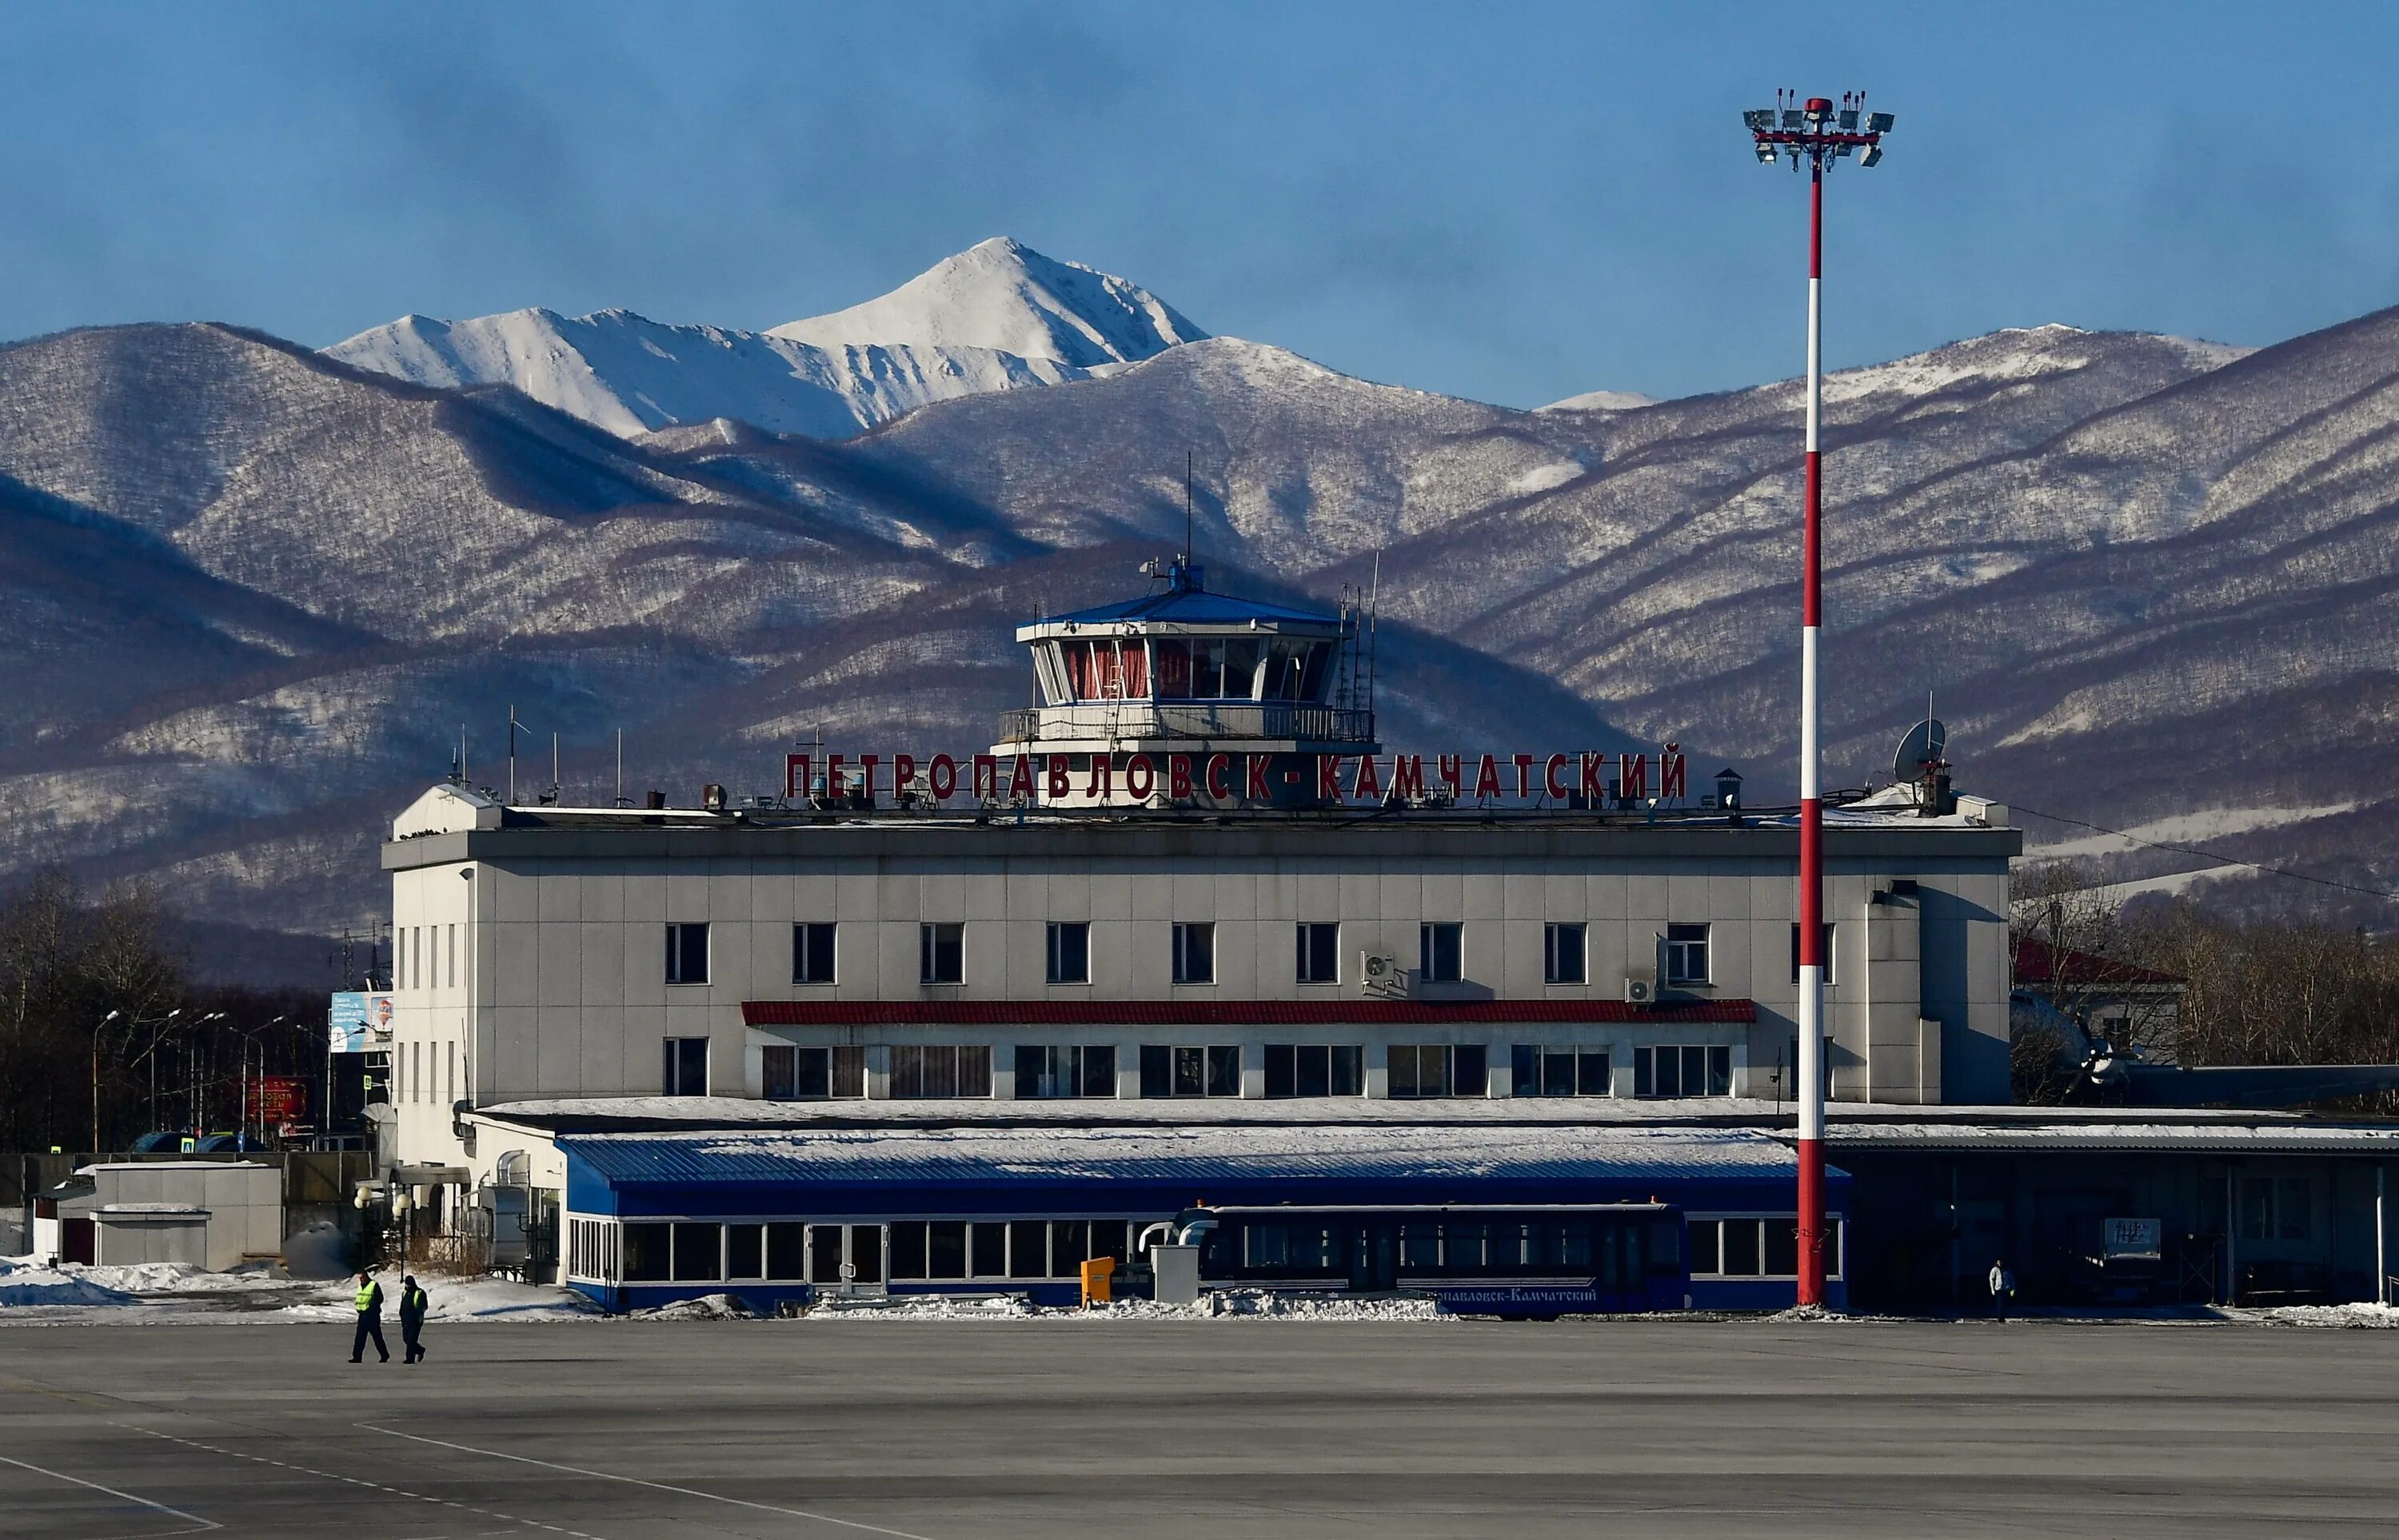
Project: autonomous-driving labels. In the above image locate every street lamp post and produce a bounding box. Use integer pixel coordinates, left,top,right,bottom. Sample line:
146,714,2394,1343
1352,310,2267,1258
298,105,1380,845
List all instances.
1743,90,1895,1309
90,1010,121,1153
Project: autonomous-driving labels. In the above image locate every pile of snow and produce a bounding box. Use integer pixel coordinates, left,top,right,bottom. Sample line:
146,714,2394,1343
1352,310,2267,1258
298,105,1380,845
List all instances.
636,1291,753,1321
279,1275,603,1323
800,1291,1450,1323
0,1260,138,1307
1202,1290,1447,1322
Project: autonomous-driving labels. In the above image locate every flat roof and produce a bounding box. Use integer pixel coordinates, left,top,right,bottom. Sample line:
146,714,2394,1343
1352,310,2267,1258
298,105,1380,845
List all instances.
561,1123,1818,1191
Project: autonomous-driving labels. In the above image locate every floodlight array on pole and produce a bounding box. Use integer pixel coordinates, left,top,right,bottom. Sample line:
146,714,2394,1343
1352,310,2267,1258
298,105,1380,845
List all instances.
1742,88,1894,1310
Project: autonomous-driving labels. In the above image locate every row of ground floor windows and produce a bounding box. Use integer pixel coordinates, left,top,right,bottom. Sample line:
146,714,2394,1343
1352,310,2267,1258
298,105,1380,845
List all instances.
570,1212,1838,1286
711,1041,1737,1100
661,920,1840,989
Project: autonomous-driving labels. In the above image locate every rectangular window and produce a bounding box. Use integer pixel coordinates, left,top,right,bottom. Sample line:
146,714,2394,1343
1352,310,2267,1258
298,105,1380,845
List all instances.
1008,1221,1048,1279
1687,1219,1721,1275
1419,922,1463,983
1172,922,1215,985
1296,923,1340,984
1543,923,1587,985
1387,1043,1486,1099
447,924,457,989
671,1223,721,1283
970,1223,1007,1278
1635,1044,1733,1099
1014,1044,1117,1099
761,1044,864,1100
792,922,836,984
1047,922,1091,985
665,922,710,985
1264,1043,1363,1098
888,1044,993,1099
446,1041,456,1104
928,1221,968,1280
725,1224,764,1280
1511,1046,1612,1097
765,1222,806,1280
888,1223,928,1281
919,922,964,985
1664,923,1710,985
1141,1044,1242,1097
1790,923,1836,984
623,1222,671,1282
662,1036,709,1095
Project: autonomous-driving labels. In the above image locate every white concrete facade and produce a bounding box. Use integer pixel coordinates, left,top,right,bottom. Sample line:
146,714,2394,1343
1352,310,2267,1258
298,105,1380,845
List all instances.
382,786,2018,1174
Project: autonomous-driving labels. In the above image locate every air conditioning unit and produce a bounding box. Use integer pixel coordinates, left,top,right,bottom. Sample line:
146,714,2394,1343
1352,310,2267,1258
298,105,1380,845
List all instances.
1360,951,1409,1000
1624,971,1657,1006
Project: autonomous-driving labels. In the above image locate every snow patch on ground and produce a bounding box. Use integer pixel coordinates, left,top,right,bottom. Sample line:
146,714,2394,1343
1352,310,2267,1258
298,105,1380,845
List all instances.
277,1276,604,1323
2224,1302,2399,1329
636,1291,754,1321
804,1291,1451,1323
1503,461,1584,496
1539,389,1655,413
0,1264,138,1307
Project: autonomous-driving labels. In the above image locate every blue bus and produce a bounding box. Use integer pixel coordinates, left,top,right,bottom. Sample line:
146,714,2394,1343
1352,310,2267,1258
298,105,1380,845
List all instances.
1196,1202,1688,1315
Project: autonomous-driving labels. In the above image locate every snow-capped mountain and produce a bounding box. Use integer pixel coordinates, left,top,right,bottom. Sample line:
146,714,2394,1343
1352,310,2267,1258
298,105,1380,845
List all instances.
764,236,1201,366
324,237,1203,439
10,245,2399,978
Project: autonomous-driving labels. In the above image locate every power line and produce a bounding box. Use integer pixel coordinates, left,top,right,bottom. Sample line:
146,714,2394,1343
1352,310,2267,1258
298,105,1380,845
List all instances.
2014,804,2399,904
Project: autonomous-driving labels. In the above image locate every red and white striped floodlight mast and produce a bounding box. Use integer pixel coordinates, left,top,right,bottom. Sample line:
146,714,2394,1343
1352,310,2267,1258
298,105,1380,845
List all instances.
1745,90,1894,1309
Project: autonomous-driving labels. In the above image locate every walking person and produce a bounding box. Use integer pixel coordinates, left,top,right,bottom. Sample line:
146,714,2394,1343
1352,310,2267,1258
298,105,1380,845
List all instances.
1988,1258,2018,1323
398,1275,429,1364
349,1270,389,1362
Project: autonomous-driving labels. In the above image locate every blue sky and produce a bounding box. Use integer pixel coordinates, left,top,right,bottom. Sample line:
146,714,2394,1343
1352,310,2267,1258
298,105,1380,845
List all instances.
4,3,2394,407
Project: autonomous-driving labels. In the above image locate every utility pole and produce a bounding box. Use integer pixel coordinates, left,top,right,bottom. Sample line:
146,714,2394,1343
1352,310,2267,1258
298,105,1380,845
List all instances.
1743,90,1896,1309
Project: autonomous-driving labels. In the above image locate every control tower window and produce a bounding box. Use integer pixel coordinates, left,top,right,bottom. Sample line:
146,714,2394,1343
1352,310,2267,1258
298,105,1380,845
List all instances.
1155,639,1192,698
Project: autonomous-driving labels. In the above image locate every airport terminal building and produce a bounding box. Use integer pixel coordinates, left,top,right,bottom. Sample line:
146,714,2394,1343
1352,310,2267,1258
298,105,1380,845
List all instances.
361,561,2399,1315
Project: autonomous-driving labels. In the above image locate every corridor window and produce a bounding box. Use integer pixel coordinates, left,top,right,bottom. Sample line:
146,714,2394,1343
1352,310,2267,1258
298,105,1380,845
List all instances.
1265,1043,1364,1098
1172,923,1215,984
1663,924,1710,985
1419,922,1463,983
1543,923,1587,985
1635,1044,1733,1099
1511,1046,1611,1098
761,1043,864,1100
1296,923,1340,984
1140,1044,1241,1098
1047,922,1090,985
1015,1044,1116,1099
1388,1043,1486,1099
1690,1217,1843,1280
888,1043,993,1099
920,923,964,985
792,922,836,984
2237,1176,2313,1242
665,922,709,985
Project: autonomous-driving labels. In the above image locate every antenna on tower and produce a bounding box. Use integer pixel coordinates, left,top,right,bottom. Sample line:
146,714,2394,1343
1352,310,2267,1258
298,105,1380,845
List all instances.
615,728,627,808
1183,449,1194,566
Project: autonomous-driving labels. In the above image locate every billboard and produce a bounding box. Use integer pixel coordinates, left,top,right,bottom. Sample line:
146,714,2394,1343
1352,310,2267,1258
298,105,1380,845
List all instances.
253,1076,310,1128
329,991,395,1053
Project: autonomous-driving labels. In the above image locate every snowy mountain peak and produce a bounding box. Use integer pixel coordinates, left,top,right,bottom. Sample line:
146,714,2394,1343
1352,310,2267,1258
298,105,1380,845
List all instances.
767,237,1204,369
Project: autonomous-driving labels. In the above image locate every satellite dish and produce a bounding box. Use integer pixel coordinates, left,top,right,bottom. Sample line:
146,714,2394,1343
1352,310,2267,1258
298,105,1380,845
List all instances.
1892,718,1947,783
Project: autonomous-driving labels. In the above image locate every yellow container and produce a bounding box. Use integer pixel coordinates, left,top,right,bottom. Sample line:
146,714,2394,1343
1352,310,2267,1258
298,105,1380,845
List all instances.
1080,1256,1115,1306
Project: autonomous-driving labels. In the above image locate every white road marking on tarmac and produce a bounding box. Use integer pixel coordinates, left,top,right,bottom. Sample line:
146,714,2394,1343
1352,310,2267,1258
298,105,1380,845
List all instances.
118,1427,602,1540
360,1423,944,1540
0,1450,223,1535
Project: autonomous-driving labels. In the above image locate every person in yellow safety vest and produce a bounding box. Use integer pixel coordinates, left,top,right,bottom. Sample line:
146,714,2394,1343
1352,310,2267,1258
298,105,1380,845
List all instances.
349,1271,389,1362
398,1275,429,1363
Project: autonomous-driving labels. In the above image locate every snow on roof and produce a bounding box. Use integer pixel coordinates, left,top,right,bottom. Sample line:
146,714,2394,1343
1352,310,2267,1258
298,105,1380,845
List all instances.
75,1161,270,1174
561,1122,1811,1190
1826,1121,2399,1154
479,1095,1796,1135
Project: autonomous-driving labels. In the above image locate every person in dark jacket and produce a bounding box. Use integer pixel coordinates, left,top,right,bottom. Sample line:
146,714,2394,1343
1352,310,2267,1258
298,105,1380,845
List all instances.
349,1271,389,1362
398,1275,429,1363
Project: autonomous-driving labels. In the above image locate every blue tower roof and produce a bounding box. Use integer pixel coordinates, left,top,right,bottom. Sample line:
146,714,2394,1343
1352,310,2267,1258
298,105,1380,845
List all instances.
1039,561,1339,630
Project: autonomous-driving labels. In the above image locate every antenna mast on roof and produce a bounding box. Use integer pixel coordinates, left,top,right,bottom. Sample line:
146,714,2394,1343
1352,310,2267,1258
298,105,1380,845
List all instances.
1184,449,1194,567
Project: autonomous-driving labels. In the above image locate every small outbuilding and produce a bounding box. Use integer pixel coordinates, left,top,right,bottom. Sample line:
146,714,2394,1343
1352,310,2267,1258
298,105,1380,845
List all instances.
33,1162,283,1271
